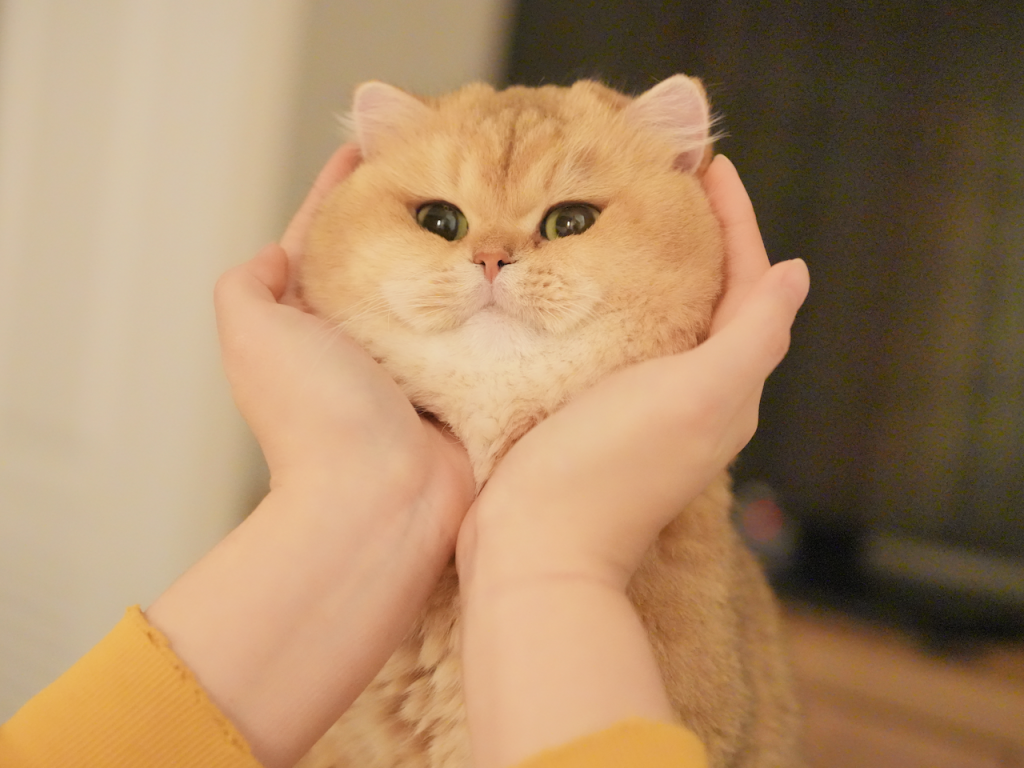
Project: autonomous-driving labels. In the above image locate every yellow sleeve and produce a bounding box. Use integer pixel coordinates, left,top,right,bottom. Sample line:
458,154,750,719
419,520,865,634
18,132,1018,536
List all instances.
512,718,707,768
1,607,705,768
0,606,263,768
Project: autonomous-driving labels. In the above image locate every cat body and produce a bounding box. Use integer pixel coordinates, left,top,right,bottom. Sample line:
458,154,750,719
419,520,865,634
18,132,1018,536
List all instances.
298,76,801,767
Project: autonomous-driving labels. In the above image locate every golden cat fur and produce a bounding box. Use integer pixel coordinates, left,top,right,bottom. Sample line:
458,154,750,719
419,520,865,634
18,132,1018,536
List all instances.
297,76,802,767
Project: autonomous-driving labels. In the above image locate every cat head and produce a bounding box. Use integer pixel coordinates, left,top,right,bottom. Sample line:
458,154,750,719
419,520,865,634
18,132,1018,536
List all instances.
302,76,723,360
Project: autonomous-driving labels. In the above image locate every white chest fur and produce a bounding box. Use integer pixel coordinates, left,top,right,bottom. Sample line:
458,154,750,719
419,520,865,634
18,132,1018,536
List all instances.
359,311,604,481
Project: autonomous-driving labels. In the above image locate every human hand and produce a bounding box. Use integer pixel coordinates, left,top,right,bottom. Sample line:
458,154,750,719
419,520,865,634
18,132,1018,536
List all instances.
215,144,474,535
146,147,475,768
458,154,809,589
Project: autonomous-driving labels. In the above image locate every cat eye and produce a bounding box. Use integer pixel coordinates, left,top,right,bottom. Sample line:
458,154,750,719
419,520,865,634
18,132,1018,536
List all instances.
416,202,469,242
541,203,600,240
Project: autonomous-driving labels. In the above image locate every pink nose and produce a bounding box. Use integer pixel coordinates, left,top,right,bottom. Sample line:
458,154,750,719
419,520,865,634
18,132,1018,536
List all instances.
473,250,512,283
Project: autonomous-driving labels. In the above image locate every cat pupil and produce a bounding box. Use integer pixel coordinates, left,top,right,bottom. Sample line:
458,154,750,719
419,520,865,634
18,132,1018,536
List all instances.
424,207,457,239
557,211,588,237
416,202,468,242
542,203,599,240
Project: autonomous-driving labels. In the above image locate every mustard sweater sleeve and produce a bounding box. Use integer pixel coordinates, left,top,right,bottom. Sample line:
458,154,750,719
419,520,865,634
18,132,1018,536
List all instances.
0,606,263,768
1,608,706,768
511,718,707,768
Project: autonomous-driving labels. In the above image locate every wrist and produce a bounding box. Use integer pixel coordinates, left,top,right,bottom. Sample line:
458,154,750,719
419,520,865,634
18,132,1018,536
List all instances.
147,477,455,768
460,546,674,768
268,417,473,555
457,491,631,598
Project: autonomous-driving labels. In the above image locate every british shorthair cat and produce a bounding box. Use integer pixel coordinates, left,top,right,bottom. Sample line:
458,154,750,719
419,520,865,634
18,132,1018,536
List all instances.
297,75,801,767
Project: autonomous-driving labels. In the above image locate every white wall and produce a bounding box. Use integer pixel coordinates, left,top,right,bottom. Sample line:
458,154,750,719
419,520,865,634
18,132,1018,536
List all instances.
0,0,511,721
283,0,512,215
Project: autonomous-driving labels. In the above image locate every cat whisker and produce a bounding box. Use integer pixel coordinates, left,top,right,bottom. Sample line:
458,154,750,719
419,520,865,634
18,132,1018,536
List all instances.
328,296,396,331
335,294,392,322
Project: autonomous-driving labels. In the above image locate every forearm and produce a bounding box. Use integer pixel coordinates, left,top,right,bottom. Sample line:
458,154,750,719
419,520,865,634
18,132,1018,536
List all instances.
147,477,451,768
460,541,675,768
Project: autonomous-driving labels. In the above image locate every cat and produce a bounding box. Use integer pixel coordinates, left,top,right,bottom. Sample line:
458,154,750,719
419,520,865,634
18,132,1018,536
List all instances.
296,75,802,768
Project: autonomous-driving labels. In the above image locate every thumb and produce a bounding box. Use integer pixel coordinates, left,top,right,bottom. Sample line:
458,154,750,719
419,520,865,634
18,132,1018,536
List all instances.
675,256,809,468
214,243,291,348
701,258,810,388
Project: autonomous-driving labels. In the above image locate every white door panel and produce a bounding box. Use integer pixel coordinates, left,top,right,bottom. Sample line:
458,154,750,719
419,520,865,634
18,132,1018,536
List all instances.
0,0,307,718
0,0,511,722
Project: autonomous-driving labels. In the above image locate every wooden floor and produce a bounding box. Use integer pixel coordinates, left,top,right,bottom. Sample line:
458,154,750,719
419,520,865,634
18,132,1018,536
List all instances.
785,607,1024,768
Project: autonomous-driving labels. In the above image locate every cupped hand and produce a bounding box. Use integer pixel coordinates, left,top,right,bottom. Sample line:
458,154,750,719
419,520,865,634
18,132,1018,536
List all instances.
215,144,474,539
458,155,809,588
148,150,475,768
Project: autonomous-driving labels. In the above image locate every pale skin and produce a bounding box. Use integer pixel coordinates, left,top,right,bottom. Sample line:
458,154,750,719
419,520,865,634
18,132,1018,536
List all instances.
146,145,809,768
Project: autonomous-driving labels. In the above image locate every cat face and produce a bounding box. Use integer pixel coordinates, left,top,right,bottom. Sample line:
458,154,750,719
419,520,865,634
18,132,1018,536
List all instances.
303,76,723,376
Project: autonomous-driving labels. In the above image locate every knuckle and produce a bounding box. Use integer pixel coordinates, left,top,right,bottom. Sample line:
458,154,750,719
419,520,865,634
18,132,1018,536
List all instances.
213,269,242,314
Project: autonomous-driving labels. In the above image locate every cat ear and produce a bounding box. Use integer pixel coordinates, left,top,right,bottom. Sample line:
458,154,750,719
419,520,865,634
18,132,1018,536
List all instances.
625,75,713,174
349,81,430,157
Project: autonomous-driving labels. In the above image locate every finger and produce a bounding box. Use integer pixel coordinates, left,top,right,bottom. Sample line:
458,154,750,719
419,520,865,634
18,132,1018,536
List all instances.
688,258,809,404
214,243,290,340
703,155,772,333
280,142,362,261
248,242,290,300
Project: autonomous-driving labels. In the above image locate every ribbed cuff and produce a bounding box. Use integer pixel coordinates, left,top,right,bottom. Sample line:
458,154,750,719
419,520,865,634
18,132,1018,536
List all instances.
1,606,263,768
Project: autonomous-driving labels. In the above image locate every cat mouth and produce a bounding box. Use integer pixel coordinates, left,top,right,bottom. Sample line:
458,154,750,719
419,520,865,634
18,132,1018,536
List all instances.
472,303,504,318
475,292,523,323
465,297,516,327
473,282,504,313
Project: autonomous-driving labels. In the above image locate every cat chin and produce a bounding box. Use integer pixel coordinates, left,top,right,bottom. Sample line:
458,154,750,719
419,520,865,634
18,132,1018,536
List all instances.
459,308,542,355
377,272,597,338
357,310,585,412
359,309,546,371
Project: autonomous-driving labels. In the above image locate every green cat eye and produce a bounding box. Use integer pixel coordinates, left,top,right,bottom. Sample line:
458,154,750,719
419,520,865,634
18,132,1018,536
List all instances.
416,202,469,242
541,203,600,240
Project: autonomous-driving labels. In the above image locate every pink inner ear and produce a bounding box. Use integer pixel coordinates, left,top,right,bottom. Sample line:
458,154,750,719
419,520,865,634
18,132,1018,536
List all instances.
351,82,428,157
626,75,711,173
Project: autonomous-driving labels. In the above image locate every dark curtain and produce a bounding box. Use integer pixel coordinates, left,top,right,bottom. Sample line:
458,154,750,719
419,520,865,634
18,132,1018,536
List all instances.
505,2,1024,557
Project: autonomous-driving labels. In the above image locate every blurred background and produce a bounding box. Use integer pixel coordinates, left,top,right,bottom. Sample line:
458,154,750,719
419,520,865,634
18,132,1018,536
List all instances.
0,0,511,723
519,2,1024,642
503,1,1024,637
1,0,1022,764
